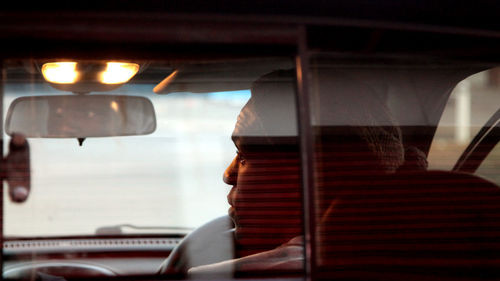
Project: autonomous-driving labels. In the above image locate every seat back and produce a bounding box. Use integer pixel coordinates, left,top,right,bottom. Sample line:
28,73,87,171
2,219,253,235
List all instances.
317,170,500,280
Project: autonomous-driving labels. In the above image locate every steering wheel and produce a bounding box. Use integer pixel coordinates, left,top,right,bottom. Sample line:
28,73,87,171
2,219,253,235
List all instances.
3,261,117,279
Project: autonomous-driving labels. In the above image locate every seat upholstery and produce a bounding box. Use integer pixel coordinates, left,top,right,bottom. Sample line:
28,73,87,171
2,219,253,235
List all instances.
157,215,235,276
317,170,500,280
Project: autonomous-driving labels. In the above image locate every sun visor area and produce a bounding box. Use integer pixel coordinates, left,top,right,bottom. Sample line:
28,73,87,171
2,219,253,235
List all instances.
309,66,486,127
225,66,482,139
153,60,486,140
153,59,293,94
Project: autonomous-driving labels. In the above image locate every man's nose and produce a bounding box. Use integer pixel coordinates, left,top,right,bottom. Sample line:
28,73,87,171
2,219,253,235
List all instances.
223,156,238,185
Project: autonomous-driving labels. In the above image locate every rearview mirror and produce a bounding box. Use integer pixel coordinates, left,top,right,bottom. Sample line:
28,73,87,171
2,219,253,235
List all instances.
5,95,156,138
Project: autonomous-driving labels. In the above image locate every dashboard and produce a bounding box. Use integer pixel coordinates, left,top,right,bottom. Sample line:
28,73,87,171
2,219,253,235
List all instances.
3,237,182,278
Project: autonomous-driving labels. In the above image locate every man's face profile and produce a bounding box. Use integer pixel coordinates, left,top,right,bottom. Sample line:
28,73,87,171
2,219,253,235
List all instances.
223,70,302,256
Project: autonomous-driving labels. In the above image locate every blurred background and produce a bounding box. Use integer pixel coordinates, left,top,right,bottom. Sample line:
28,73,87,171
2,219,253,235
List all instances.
2,80,251,237
429,67,500,183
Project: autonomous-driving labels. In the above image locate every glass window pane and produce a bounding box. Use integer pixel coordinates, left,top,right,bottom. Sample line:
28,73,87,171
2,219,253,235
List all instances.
309,55,500,280
476,142,500,183
429,68,500,171
2,57,304,279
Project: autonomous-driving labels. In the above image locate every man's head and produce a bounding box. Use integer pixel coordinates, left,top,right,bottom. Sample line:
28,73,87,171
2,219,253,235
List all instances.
224,70,302,257
223,68,405,257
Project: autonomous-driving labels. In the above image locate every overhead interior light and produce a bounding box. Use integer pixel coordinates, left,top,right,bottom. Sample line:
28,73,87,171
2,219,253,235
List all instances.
41,62,79,84
40,61,141,93
100,62,140,84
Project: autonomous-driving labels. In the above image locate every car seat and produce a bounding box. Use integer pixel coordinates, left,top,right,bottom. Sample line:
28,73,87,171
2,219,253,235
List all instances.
317,170,500,280
157,215,235,276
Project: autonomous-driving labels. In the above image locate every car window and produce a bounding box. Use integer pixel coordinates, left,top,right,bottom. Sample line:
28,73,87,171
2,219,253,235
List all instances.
308,55,500,280
3,18,500,281
2,61,249,238
428,67,500,184
476,142,500,183
2,57,306,279
429,68,500,170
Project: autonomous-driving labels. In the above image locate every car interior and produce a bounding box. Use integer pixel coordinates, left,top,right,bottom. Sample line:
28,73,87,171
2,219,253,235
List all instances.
2,7,500,281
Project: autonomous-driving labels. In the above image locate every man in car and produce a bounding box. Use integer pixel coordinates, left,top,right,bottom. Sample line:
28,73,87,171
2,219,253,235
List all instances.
159,70,305,277
161,68,425,277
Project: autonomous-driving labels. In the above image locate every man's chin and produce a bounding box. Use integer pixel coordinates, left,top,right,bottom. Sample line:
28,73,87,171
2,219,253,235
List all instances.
228,207,239,225
228,206,236,218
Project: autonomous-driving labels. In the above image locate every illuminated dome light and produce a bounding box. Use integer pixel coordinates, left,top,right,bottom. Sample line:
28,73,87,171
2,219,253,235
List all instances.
100,62,140,84
41,62,79,84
